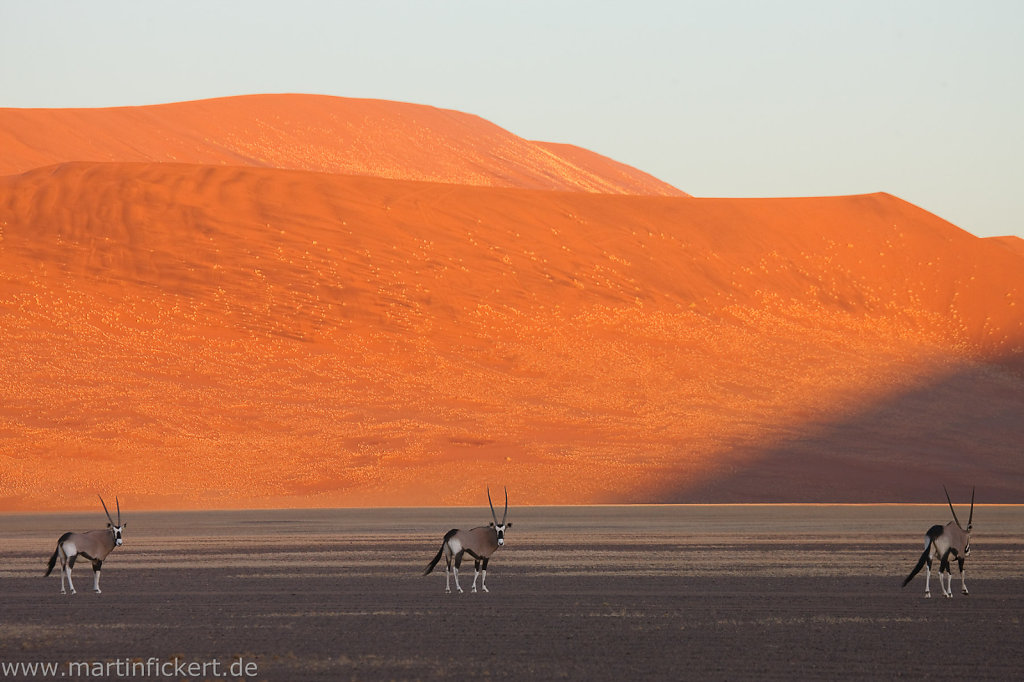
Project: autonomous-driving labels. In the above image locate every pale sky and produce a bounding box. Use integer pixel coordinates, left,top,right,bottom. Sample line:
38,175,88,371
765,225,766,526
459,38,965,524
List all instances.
2,1,1022,239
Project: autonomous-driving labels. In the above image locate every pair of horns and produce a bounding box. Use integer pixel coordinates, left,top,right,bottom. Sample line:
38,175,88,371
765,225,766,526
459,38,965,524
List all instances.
943,485,974,531
99,495,121,526
487,486,508,526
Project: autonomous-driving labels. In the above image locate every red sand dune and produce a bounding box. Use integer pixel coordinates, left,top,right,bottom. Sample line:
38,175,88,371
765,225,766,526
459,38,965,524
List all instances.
1,96,1022,510
0,94,686,196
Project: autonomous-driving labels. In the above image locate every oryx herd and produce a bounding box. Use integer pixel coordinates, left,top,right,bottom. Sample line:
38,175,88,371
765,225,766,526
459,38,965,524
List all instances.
44,486,976,599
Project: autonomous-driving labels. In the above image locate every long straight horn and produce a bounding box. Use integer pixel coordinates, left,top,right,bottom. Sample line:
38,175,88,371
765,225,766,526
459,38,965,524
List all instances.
116,496,121,526
487,487,499,526
943,485,963,530
99,495,115,525
502,486,508,526
967,487,975,528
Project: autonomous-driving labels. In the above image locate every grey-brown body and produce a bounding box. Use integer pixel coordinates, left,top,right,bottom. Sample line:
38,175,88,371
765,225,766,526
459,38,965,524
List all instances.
44,497,125,595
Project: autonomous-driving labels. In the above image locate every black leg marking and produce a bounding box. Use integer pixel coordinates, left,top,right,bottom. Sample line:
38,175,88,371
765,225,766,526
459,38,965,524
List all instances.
67,555,77,569
482,558,490,571
92,560,102,572
939,549,952,574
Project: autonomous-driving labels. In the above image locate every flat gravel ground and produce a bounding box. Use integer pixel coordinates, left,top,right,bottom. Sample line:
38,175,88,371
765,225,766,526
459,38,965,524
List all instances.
2,506,1021,680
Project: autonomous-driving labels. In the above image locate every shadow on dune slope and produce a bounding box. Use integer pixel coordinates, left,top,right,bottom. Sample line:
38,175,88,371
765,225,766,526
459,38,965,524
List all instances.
661,355,1024,503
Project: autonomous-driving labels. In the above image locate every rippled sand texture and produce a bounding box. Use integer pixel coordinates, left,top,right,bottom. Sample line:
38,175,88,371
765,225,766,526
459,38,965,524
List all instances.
2,95,1023,509
2,506,1022,680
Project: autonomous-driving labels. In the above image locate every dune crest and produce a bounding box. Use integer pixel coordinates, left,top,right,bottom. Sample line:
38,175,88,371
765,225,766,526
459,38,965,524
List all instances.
986,235,1024,257
0,94,687,196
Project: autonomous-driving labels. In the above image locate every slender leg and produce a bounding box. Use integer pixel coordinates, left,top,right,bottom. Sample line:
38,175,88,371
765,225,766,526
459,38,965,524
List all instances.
940,553,950,597
444,557,452,594
481,558,490,592
59,557,67,595
471,559,480,593
940,550,956,597
65,555,77,595
92,560,103,593
924,560,931,598
959,560,968,595
453,553,464,593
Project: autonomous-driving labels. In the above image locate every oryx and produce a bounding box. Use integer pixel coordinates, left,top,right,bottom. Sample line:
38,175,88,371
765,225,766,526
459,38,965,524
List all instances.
902,486,974,598
423,487,511,594
44,496,126,595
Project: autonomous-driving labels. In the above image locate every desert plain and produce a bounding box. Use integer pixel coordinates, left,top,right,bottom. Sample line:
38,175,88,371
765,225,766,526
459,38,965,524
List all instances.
2,93,1024,680
2,505,1023,681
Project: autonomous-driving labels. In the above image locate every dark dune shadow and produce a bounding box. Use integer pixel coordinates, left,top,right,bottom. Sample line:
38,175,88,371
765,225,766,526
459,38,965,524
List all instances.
661,355,1024,503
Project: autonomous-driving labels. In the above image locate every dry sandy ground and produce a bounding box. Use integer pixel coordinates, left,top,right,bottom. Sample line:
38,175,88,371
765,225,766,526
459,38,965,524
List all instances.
1,505,1021,680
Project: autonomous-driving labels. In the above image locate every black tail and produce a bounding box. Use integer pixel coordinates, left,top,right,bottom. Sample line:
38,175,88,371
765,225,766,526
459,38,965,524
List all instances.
423,529,458,576
423,544,445,576
902,545,931,587
44,532,71,577
44,547,59,577
902,525,945,588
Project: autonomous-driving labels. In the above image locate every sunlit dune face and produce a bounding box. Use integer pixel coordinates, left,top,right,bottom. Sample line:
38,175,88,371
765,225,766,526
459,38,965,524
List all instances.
0,98,1022,510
